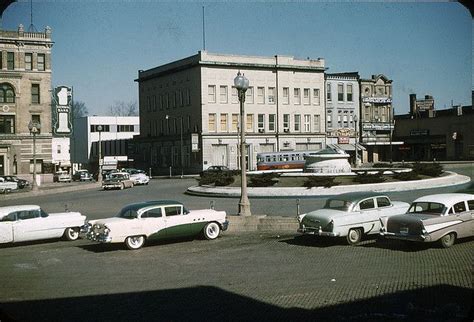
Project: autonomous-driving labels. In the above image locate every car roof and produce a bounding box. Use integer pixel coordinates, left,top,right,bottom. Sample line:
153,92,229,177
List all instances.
0,205,40,216
122,200,184,211
328,191,388,202
413,193,474,207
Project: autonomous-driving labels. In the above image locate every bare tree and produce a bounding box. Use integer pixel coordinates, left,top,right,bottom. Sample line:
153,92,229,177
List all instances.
107,100,138,116
72,101,89,119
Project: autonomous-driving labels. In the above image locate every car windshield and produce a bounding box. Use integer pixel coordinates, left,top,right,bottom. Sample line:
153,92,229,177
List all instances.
323,199,352,211
117,208,138,219
407,202,446,215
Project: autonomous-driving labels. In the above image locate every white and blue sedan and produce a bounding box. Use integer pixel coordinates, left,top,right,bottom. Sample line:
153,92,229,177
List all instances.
0,205,86,244
298,192,410,245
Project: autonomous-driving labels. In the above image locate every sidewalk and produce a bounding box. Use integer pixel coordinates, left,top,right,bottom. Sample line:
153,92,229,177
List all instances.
0,181,102,201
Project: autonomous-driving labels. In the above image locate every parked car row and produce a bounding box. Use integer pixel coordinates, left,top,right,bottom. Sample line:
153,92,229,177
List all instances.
298,192,473,248
0,201,228,250
102,169,150,190
0,175,30,190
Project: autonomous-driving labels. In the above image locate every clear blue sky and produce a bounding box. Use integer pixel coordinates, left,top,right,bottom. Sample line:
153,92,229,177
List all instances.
2,1,472,115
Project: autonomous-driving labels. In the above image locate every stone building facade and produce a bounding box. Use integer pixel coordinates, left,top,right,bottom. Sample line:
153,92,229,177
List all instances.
133,51,326,174
0,25,53,178
359,74,396,162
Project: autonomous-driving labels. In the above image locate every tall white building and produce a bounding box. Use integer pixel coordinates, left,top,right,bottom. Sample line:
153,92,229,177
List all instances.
71,116,139,170
133,51,326,174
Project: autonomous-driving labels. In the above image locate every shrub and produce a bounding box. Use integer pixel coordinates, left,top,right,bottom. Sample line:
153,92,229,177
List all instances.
394,171,420,181
198,172,234,186
372,163,393,168
248,173,279,187
412,162,443,177
303,176,339,188
353,172,386,184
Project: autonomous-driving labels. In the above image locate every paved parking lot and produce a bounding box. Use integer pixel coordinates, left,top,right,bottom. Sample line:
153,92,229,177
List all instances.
0,233,472,321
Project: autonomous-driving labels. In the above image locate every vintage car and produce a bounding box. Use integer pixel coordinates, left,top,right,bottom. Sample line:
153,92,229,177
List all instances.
297,192,410,245
130,172,150,185
102,172,134,190
53,170,71,183
72,169,94,182
0,177,18,193
1,175,29,189
81,200,229,250
0,205,86,244
380,193,474,248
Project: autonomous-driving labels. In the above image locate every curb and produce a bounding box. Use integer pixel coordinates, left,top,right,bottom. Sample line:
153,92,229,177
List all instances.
226,215,299,234
0,182,102,201
186,172,471,198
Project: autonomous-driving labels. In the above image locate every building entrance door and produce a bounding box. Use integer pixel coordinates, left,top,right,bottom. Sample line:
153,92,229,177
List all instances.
212,145,228,166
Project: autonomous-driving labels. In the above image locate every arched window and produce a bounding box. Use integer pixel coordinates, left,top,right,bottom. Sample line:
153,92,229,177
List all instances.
0,83,15,103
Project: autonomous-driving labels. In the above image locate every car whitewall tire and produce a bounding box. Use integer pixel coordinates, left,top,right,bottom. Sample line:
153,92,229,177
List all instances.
203,222,220,240
125,236,145,250
64,227,80,241
347,228,362,245
440,233,456,248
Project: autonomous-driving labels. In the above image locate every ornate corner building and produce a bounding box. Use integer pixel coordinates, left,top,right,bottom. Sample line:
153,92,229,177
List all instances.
0,25,53,176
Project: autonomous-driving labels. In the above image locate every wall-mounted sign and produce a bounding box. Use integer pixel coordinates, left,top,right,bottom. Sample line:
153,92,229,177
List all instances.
410,129,429,136
362,122,393,131
362,97,392,104
338,136,349,144
52,86,73,136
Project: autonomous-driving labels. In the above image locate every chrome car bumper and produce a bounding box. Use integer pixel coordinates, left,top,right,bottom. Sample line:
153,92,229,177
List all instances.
80,224,112,243
297,225,339,237
222,220,229,231
379,231,430,242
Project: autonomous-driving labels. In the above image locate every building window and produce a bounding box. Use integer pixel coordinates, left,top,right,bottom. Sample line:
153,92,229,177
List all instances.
231,86,238,104
257,87,265,104
31,84,40,104
37,54,45,71
313,114,321,132
268,87,275,104
246,87,254,104
313,89,320,105
303,88,310,105
343,114,348,128
208,85,216,103
337,114,342,127
57,145,61,154
171,92,177,108
25,53,32,70
257,114,265,131
294,114,301,132
147,96,151,112
153,95,157,111
29,159,43,174
282,87,289,104
246,114,254,132
117,125,135,132
164,93,169,109
90,124,110,132
185,88,191,106
327,83,332,101
268,114,275,131
294,88,301,105
347,84,353,102
220,114,228,132
304,114,311,132
283,114,290,130
220,86,228,103
338,84,344,102
232,114,239,132
0,115,15,134
7,52,14,70
327,114,332,128
208,113,216,132
0,83,15,103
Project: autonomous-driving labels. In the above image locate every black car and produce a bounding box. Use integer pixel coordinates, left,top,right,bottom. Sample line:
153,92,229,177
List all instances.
72,170,94,181
1,175,30,189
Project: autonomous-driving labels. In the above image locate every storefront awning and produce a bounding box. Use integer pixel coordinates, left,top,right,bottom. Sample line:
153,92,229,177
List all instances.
363,141,404,146
330,143,366,151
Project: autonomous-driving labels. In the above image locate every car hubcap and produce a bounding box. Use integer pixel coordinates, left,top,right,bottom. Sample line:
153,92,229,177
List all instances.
69,229,78,239
207,224,218,238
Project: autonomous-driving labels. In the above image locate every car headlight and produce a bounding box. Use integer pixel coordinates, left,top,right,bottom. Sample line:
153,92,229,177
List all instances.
326,220,334,232
103,227,110,235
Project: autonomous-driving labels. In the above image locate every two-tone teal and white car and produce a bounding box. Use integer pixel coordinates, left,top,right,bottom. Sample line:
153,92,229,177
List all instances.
297,192,410,245
81,200,229,250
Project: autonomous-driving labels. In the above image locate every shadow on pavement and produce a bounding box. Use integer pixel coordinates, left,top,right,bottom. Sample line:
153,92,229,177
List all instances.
0,285,471,322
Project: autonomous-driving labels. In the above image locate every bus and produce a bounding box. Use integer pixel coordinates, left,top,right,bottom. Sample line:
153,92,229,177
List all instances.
256,150,321,171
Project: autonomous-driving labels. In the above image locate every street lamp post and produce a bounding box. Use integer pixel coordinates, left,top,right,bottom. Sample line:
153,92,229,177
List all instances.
389,110,394,164
234,71,251,216
166,115,184,178
28,121,41,191
97,125,103,184
353,115,358,168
